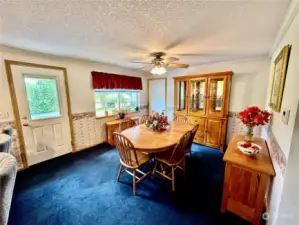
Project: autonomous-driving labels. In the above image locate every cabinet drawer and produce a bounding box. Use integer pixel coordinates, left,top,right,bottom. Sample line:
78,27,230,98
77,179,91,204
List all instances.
189,116,205,126
189,117,205,144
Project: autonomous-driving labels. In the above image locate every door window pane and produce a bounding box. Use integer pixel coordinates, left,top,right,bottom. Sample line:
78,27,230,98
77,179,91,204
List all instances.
24,76,61,120
209,79,224,112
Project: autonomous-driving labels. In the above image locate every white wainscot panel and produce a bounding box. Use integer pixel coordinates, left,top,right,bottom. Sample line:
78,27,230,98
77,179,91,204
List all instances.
53,123,64,147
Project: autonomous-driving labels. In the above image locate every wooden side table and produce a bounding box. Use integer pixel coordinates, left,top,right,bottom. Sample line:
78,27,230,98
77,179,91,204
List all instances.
221,134,275,225
105,117,139,145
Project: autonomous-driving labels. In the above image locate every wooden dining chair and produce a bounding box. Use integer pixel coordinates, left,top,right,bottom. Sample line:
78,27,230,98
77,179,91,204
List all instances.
120,119,136,131
152,129,192,191
113,132,152,195
173,115,189,124
140,115,149,124
184,124,199,155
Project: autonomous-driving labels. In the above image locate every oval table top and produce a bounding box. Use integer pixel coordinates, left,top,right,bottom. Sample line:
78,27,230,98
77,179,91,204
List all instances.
121,122,195,153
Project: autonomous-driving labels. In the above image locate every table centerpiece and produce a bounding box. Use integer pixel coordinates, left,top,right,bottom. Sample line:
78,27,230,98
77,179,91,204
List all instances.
145,110,169,131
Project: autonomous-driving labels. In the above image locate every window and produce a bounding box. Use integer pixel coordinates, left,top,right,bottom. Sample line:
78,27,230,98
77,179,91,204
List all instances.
24,76,61,120
94,90,140,117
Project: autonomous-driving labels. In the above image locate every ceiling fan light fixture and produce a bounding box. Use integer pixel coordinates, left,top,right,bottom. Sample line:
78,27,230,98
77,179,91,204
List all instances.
151,66,166,75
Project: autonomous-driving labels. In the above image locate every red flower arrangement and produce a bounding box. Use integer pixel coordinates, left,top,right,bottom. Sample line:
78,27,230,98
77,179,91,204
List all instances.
145,110,169,131
239,106,270,127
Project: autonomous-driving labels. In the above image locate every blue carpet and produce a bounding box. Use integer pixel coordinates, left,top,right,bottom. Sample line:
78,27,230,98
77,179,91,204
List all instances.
9,144,250,225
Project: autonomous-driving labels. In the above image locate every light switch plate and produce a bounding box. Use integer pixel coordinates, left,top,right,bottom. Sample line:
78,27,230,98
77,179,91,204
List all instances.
282,109,290,125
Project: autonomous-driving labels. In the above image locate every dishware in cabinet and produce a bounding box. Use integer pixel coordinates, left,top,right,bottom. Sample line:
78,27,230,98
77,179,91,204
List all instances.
206,76,228,118
173,71,232,151
188,78,207,116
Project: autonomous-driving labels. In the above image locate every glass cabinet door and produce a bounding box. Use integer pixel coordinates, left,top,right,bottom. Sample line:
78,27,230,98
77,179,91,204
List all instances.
207,77,226,117
188,78,207,115
175,80,187,113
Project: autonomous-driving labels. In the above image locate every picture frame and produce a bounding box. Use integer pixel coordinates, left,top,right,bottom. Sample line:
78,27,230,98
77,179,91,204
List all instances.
269,45,291,112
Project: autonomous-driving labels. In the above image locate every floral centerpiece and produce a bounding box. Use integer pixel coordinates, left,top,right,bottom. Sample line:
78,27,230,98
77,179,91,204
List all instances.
145,110,169,131
239,106,270,141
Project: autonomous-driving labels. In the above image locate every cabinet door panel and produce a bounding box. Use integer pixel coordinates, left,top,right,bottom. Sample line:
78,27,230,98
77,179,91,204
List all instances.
207,76,227,117
205,119,222,148
189,117,205,144
226,165,260,220
174,79,188,114
188,78,207,116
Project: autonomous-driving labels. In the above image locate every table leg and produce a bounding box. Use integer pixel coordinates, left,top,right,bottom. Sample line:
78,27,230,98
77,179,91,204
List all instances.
106,125,109,143
108,124,117,145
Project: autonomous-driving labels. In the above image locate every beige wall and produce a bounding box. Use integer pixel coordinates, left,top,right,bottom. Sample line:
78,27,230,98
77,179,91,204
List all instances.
264,1,299,224
158,56,270,117
0,46,150,168
275,101,299,224
152,56,270,143
266,15,299,159
0,46,149,120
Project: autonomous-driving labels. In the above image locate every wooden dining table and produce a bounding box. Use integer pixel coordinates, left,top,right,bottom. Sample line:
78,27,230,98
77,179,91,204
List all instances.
121,122,195,153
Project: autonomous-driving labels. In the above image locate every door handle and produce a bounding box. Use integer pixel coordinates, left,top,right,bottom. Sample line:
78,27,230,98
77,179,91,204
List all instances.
23,123,40,128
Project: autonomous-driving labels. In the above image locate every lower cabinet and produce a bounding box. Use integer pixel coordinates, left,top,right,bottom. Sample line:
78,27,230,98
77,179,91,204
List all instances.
189,116,205,145
221,135,274,225
205,118,223,148
188,116,227,151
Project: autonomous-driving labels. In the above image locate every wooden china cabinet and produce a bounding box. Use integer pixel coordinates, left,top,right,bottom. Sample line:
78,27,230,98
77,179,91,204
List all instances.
174,71,233,151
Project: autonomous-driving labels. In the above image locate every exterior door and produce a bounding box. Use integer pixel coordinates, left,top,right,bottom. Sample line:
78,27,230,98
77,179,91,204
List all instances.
205,118,223,148
10,65,72,166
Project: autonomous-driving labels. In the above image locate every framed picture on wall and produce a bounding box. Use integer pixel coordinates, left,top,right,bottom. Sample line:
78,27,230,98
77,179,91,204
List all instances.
269,45,291,112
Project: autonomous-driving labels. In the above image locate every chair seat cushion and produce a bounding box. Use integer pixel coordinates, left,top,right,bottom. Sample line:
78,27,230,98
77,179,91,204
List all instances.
121,151,151,168
155,150,184,165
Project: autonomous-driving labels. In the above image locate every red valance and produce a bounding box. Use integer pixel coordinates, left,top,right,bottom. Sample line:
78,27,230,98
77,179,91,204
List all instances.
92,71,142,90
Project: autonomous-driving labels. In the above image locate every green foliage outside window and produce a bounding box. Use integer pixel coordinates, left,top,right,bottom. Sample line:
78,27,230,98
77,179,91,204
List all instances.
25,77,60,116
94,90,140,116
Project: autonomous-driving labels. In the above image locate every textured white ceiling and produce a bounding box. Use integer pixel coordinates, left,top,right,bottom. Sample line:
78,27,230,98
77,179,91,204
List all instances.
0,0,290,70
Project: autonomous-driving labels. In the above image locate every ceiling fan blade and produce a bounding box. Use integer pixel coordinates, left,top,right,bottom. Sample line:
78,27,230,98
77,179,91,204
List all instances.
130,61,152,64
132,65,152,71
167,63,189,68
164,37,189,51
174,53,207,57
119,41,148,52
175,53,251,57
163,57,179,63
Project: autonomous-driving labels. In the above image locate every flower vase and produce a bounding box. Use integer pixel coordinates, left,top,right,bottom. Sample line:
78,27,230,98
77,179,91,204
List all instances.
244,126,254,142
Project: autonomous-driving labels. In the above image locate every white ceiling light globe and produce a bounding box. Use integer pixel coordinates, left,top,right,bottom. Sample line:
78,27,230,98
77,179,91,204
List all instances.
151,66,166,75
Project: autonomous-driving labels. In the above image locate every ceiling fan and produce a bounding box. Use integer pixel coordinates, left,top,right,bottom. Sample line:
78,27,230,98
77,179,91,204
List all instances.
131,52,189,75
